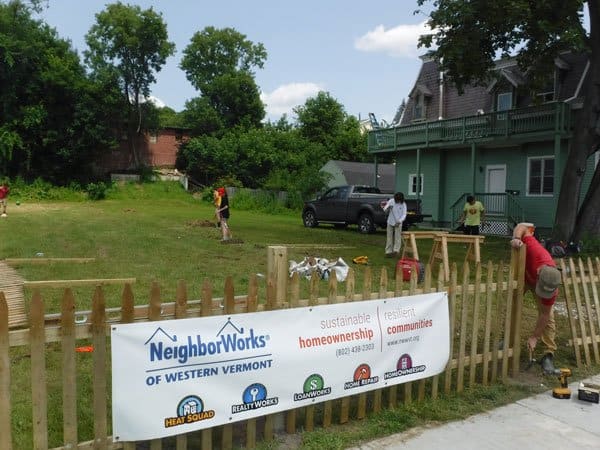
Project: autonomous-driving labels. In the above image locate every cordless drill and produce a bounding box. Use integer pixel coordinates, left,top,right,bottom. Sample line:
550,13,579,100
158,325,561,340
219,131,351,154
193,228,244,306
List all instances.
552,368,572,399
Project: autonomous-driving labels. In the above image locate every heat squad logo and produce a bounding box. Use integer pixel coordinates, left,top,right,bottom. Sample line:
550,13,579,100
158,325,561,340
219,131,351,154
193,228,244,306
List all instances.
231,383,279,414
164,395,215,428
293,374,332,401
344,363,379,390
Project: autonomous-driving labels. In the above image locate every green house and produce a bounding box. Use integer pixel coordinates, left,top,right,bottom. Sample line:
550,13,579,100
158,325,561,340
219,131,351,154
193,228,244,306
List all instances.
368,53,594,235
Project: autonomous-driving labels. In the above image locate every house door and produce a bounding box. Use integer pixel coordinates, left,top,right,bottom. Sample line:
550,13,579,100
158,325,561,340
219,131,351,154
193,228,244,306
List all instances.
485,165,506,215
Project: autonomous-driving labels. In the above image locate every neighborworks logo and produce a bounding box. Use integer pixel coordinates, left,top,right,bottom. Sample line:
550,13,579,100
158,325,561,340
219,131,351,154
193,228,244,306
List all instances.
145,319,269,364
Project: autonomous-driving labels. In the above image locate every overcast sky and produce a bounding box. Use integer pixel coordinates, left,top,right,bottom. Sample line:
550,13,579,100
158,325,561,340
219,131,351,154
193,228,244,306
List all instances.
38,1,434,123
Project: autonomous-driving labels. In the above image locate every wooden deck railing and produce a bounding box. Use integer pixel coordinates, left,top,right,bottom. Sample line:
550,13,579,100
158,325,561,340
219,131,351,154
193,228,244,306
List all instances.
368,102,571,153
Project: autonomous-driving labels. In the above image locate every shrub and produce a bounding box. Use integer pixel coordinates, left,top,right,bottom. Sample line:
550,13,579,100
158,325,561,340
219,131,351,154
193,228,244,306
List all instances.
7,177,86,202
85,182,110,200
229,188,289,214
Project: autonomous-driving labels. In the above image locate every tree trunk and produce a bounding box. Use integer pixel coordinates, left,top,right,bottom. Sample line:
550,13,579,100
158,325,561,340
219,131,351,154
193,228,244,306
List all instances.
124,82,140,169
127,114,140,169
554,0,600,241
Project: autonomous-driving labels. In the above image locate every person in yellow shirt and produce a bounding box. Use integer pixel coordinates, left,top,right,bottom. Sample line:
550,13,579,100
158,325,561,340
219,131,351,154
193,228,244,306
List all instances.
459,195,485,235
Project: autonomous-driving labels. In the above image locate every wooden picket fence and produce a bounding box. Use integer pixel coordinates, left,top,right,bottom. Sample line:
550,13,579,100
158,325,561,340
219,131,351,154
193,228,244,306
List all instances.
559,257,600,368
1,247,532,450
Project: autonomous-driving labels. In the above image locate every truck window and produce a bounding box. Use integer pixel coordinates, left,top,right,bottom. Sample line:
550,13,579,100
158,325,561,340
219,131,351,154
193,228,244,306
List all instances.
322,188,338,200
354,186,381,194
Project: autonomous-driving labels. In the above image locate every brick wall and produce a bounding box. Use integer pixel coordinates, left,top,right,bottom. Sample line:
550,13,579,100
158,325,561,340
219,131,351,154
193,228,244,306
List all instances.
95,128,190,174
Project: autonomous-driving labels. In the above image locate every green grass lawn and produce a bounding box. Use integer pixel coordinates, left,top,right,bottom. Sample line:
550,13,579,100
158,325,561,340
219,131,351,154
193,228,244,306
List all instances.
1,181,513,313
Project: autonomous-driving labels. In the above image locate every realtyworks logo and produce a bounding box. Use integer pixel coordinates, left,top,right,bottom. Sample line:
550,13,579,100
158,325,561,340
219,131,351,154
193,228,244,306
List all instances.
145,318,269,364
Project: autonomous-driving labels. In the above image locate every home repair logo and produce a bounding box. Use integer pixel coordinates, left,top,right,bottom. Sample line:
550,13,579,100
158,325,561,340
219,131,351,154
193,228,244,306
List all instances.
231,383,279,414
164,395,215,428
384,353,426,380
293,373,332,401
343,363,379,390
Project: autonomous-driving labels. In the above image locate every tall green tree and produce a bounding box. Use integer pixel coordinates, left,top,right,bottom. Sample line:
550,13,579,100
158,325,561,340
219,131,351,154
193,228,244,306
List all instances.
416,0,599,241
180,27,266,133
180,26,267,93
0,0,118,182
85,2,175,167
294,91,367,164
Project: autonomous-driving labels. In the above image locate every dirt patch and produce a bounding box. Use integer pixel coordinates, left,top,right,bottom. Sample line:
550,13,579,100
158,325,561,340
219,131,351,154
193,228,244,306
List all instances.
221,238,244,244
187,219,217,228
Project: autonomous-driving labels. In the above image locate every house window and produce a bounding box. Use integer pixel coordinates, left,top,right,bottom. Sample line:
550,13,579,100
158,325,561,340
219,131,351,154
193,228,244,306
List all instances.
496,92,512,112
535,75,555,103
527,157,554,196
149,133,158,144
408,174,423,195
413,93,425,120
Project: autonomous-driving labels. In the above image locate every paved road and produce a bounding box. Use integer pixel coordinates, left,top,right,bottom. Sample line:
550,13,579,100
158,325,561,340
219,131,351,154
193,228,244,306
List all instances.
348,374,600,450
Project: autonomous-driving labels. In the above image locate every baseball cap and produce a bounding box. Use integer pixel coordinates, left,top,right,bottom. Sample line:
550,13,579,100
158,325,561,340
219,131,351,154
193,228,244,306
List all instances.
536,265,561,299
217,187,226,196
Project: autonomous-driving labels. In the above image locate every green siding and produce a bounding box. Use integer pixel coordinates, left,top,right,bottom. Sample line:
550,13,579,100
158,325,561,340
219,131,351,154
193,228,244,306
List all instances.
393,139,578,229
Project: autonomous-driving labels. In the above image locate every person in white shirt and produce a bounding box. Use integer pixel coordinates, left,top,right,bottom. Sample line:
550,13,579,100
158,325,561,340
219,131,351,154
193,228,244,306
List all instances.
382,192,407,257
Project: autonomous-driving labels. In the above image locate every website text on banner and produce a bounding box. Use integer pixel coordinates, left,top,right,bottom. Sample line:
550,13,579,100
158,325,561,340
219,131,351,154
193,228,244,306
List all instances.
111,292,450,441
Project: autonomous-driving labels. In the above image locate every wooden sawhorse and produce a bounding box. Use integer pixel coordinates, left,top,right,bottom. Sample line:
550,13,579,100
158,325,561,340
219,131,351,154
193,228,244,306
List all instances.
429,233,485,281
401,231,446,261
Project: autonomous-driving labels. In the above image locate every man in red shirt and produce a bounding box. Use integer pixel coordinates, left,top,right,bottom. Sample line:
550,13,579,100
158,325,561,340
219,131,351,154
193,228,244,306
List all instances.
511,222,562,374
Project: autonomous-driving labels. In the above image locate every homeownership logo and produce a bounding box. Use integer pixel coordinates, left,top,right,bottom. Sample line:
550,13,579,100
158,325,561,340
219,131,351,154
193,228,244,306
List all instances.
384,353,426,379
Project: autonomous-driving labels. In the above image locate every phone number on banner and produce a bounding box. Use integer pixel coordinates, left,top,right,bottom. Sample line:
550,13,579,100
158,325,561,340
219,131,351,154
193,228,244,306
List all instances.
335,343,375,357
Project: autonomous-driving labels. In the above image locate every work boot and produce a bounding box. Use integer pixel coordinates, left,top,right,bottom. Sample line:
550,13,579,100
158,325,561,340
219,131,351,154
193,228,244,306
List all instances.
540,353,559,375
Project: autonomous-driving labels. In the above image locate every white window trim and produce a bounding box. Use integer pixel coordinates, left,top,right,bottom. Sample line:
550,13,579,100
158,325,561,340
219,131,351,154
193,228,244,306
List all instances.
526,156,554,197
408,173,424,196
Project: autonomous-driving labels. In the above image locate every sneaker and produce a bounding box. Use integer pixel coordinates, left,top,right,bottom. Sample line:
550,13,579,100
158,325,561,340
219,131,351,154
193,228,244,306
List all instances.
385,253,394,258
540,353,559,375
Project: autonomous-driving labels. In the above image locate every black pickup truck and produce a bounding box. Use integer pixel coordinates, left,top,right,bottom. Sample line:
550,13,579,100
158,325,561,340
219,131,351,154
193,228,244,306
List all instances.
302,185,426,234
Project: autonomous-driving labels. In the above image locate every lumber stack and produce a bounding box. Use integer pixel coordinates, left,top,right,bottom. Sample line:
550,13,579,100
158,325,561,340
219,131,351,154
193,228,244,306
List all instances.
0,261,27,328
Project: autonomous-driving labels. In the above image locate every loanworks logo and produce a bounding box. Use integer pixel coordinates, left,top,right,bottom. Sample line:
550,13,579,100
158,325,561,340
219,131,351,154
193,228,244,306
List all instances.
145,318,269,365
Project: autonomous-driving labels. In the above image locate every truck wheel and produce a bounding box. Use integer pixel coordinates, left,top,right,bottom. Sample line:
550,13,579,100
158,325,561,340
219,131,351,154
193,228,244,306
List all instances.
303,209,319,228
358,213,375,234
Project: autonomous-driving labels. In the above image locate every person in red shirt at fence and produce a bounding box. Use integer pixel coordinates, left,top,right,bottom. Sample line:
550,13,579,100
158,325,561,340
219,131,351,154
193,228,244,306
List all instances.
510,222,562,374
0,180,9,217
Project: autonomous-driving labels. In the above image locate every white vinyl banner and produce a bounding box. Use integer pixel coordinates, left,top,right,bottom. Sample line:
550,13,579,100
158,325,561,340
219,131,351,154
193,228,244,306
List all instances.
111,292,449,442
